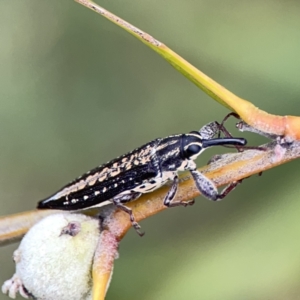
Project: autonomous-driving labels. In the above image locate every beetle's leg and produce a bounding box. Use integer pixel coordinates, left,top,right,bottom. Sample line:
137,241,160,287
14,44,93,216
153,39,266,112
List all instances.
221,113,270,148
220,112,240,129
164,176,195,207
199,121,221,140
163,176,178,206
199,117,237,140
113,192,144,236
217,180,242,199
190,169,241,201
200,115,247,153
190,169,218,200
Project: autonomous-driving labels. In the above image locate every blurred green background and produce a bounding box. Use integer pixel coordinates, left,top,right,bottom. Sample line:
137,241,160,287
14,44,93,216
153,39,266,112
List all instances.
1,1,300,299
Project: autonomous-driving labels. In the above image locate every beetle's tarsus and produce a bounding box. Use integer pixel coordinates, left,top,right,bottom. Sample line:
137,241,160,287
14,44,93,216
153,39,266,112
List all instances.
183,198,195,206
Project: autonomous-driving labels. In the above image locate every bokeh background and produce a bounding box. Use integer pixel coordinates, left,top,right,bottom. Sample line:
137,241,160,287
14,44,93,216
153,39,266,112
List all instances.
1,1,300,299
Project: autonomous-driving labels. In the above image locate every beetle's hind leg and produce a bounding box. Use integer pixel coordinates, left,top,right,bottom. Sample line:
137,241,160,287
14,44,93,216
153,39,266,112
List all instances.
113,192,144,236
190,169,241,201
164,176,195,207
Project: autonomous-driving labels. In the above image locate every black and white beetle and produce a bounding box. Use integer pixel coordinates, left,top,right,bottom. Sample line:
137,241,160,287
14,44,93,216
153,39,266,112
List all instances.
38,122,246,235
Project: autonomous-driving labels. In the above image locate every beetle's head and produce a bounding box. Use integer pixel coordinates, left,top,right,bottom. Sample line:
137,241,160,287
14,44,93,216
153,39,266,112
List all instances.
181,131,247,160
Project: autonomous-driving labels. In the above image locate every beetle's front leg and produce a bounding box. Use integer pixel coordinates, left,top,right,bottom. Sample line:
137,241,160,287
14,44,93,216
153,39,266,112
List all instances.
190,169,241,201
199,121,221,140
164,176,195,207
113,192,144,236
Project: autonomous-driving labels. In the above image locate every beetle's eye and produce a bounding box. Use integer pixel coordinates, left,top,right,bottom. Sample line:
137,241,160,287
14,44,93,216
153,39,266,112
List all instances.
185,144,202,158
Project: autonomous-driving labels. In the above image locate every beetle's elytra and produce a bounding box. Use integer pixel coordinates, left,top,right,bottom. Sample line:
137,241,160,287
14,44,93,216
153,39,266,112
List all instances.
38,122,246,235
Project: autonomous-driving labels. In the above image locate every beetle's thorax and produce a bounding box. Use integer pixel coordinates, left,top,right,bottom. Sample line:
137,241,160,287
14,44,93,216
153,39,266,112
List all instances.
155,133,203,173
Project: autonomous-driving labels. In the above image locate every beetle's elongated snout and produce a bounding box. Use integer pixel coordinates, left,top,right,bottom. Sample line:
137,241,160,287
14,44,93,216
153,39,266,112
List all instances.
202,137,247,148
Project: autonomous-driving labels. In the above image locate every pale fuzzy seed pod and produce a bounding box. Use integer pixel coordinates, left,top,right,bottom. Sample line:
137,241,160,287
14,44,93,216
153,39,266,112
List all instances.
2,213,101,300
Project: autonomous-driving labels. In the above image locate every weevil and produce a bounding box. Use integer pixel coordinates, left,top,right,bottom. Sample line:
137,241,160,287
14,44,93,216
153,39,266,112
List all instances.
38,122,246,235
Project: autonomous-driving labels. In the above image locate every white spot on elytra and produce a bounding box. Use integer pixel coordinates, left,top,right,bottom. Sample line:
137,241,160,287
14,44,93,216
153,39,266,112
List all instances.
88,180,96,186
83,196,89,200
94,191,100,196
